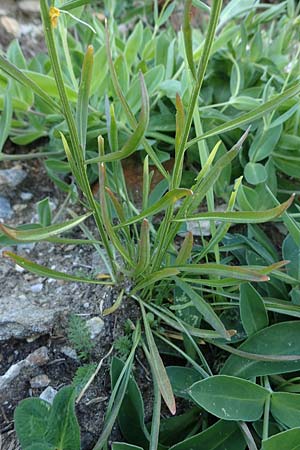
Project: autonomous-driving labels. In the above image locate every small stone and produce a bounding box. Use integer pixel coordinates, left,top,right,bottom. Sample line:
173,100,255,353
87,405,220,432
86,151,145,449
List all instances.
30,374,50,388
15,264,25,273
0,196,13,219
0,168,27,188
30,283,43,293
26,346,49,366
13,203,27,212
40,386,57,405
0,16,20,42
61,346,78,361
18,0,40,15
86,317,104,339
20,192,33,201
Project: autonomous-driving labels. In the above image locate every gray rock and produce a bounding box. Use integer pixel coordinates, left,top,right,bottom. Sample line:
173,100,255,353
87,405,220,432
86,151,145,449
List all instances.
40,386,57,404
61,345,78,361
26,347,49,366
0,168,27,188
86,317,104,339
18,0,40,15
30,374,50,388
0,296,58,341
0,196,13,219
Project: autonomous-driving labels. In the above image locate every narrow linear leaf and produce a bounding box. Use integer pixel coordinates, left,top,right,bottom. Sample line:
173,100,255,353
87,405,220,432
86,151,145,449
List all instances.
175,195,294,223
76,45,94,152
175,232,193,265
187,83,300,148
174,263,270,282
175,277,230,340
0,212,92,241
141,302,176,415
115,189,193,228
86,73,149,164
3,251,112,284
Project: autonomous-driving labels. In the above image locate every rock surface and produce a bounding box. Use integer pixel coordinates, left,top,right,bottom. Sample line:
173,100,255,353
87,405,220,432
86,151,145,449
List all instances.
0,295,59,341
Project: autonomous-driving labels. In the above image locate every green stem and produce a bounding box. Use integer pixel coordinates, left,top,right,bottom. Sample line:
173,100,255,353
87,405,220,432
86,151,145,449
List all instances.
262,376,272,441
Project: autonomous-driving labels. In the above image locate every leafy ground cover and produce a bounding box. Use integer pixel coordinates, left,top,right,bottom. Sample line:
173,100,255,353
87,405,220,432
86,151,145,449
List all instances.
1,0,300,449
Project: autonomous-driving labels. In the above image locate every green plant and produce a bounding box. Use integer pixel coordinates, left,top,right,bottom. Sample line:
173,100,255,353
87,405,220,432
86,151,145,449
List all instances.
68,314,95,360
4,0,300,449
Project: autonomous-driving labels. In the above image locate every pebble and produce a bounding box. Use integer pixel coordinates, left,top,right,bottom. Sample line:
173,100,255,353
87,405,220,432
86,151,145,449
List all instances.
0,360,25,390
26,346,49,366
0,168,27,188
86,317,105,339
30,282,43,293
61,346,78,361
20,192,33,201
30,374,50,388
0,16,20,41
40,386,57,405
0,196,13,219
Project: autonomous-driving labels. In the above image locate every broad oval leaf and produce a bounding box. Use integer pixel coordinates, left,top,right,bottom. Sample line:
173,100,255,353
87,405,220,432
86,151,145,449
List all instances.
45,386,80,450
14,398,51,449
262,428,300,450
244,162,268,185
169,419,245,450
221,322,300,378
271,392,300,429
166,366,201,400
189,375,269,421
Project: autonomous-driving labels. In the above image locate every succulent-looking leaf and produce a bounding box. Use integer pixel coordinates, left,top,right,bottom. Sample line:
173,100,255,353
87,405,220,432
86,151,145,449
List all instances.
270,392,300,429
